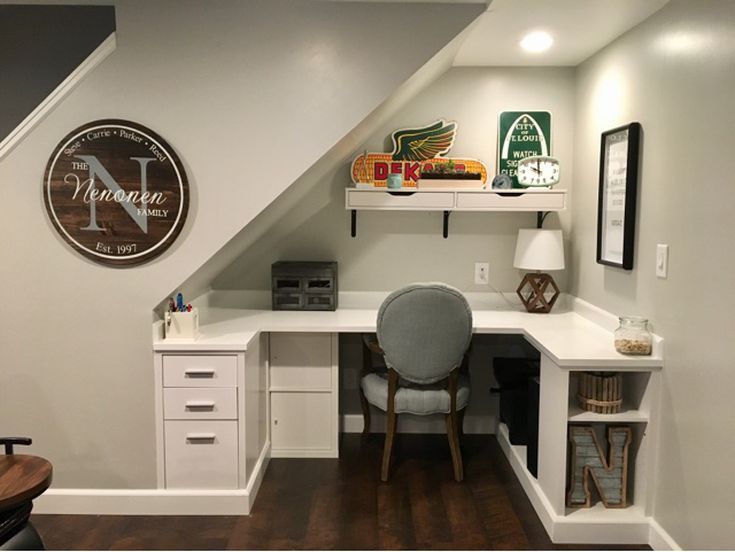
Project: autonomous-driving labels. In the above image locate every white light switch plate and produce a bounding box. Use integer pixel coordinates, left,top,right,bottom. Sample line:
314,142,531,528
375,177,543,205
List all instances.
656,244,669,278
475,262,489,285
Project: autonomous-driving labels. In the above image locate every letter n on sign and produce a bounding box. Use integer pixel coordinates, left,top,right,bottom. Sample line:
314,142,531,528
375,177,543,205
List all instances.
567,425,632,508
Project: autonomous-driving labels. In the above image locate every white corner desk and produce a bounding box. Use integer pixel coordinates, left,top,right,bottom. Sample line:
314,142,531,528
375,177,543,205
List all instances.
152,295,663,545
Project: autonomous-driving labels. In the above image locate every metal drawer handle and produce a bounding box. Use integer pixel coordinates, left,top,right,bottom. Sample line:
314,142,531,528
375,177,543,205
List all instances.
184,368,215,378
185,401,215,410
186,433,216,443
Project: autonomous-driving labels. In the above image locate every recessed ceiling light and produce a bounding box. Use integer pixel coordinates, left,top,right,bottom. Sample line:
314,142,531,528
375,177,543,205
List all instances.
520,31,553,53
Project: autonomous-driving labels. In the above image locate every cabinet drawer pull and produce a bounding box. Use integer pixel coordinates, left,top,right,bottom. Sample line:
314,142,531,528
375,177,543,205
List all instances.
186,433,216,442
184,368,216,378
185,401,216,410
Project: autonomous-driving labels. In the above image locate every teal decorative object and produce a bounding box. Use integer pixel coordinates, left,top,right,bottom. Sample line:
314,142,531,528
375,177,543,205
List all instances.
386,173,403,189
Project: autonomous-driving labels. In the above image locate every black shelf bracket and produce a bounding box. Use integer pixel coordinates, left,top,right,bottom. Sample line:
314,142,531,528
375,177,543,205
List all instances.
350,209,452,238
537,211,550,229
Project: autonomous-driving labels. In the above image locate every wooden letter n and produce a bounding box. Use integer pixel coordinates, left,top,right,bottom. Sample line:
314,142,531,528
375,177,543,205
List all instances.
566,425,632,508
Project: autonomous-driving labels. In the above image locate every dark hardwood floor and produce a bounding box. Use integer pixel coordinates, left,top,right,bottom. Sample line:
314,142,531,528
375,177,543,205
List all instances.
32,434,649,550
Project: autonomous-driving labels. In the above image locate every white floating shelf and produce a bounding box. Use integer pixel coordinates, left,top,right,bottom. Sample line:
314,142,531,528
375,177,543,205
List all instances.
345,187,567,212
345,187,567,237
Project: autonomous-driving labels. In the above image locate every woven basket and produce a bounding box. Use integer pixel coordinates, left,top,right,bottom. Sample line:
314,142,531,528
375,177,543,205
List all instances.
577,372,622,414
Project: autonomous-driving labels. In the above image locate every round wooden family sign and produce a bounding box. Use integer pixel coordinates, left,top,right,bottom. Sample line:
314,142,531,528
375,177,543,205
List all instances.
43,119,189,267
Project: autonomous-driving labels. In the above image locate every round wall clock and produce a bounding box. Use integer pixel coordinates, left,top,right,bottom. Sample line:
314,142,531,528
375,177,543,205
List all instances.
517,155,560,187
43,119,189,267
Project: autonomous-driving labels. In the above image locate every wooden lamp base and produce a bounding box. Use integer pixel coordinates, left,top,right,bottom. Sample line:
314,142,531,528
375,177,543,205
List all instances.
516,272,560,314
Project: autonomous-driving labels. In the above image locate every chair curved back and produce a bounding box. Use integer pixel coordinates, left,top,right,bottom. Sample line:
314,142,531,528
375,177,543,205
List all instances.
376,283,472,385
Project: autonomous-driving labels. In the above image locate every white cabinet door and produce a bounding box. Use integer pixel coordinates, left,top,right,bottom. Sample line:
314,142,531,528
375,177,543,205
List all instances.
270,333,333,390
271,392,334,455
164,420,238,489
269,333,338,458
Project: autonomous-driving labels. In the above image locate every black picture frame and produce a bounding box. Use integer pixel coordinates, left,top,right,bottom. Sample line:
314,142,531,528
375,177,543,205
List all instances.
596,122,641,270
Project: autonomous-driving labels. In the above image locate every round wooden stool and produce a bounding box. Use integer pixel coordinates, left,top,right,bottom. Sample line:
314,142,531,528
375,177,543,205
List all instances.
0,439,53,550
0,455,53,512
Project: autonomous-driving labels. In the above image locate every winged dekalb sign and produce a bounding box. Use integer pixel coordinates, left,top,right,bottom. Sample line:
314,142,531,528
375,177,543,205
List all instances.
350,120,488,187
43,119,189,267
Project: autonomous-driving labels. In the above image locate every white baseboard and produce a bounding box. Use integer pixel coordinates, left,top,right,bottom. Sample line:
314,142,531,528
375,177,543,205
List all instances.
34,488,252,516
341,413,494,434
649,519,682,550
244,439,270,500
496,423,680,550
34,442,271,516
271,449,338,458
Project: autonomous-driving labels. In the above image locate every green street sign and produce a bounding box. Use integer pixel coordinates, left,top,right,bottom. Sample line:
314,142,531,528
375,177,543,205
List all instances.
498,111,552,188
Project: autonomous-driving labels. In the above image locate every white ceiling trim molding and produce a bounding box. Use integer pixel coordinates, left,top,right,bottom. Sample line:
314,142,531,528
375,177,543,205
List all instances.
0,31,116,161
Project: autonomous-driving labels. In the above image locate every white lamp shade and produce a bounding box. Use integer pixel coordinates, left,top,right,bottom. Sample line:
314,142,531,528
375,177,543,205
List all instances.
513,229,565,271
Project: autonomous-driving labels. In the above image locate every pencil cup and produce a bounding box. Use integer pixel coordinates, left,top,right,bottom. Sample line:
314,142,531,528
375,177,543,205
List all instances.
165,308,199,340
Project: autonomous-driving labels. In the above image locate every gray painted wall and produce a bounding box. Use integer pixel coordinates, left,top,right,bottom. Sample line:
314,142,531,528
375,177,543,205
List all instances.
0,5,115,140
213,67,575,294
571,1,735,548
208,66,575,427
0,0,483,488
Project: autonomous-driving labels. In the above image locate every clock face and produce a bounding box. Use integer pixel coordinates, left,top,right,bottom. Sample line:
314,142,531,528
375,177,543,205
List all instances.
517,155,560,187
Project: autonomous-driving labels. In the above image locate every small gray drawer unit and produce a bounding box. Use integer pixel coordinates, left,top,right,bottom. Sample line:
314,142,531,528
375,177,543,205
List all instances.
272,261,338,311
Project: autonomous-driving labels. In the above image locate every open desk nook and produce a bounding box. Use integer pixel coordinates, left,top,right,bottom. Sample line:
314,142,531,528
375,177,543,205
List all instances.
152,294,664,545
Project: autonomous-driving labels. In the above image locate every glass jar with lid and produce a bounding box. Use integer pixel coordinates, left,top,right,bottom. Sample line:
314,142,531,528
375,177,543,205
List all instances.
614,316,652,355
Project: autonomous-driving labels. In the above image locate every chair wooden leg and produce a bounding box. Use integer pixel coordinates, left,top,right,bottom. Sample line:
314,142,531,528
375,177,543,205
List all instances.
446,413,464,482
360,338,373,436
381,368,400,482
359,388,371,435
458,408,466,438
381,411,397,481
446,369,463,482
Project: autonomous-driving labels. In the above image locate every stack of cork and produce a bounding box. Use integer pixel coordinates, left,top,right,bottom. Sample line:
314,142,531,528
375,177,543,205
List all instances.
577,372,622,414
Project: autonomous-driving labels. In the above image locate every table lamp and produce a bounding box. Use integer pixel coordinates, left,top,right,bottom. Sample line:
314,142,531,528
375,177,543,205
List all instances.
513,229,565,313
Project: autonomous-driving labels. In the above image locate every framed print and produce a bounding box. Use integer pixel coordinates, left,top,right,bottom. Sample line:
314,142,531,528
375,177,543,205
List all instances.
596,122,641,270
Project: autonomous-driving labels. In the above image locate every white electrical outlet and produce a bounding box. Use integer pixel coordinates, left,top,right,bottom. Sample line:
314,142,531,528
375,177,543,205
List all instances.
656,244,669,278
475,262,489,285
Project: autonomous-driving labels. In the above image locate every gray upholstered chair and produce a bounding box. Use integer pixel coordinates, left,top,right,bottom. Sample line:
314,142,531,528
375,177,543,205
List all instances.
360,283,473,482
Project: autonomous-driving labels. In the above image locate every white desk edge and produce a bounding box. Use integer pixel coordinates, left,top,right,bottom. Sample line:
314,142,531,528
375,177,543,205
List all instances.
153,296,664,370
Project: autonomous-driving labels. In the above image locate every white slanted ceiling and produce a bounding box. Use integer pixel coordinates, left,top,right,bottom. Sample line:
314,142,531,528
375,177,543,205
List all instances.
454,0,670,66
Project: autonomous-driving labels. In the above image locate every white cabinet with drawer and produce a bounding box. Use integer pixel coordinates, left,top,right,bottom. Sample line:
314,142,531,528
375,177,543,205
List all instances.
269,333,339,458
455,190,566,211
153,337,270,500
345,189,454,210
158,354,241,490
